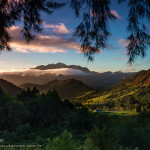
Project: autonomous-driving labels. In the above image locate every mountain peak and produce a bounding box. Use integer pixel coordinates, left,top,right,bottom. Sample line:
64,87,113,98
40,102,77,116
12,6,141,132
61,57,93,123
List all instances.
32,63,91,73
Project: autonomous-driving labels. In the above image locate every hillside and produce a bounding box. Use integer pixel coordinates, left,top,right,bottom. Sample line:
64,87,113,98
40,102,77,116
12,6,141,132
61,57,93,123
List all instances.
0,79,21,96
20,79,92,99
127,69,150,86
78,69,150,112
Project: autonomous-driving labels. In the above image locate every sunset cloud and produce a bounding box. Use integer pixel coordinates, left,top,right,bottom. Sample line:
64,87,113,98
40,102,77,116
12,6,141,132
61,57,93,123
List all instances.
125,67,136,72
118,39,129,47
90,10,120,19
110,10,120,19
0,68,87,76
43,22,70,34
8,26,80,53
122,63,142,72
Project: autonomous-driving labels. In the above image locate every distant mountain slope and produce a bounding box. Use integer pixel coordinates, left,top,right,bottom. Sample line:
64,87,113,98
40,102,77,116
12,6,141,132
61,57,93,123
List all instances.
127,69,150,86
79,69,150,111
32,62,91,73
0,69,134,89
0,79,21,96
20,79,92,99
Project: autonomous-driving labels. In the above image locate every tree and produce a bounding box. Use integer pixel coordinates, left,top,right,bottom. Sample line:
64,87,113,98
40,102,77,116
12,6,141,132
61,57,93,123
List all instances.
46,130,77,150
0,0,64,50
71,0,150,62
28,91,65,126
17,87,39,103
0,0,150,63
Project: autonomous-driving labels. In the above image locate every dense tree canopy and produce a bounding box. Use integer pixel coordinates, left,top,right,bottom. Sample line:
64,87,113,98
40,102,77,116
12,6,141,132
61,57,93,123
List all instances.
0,0,150,63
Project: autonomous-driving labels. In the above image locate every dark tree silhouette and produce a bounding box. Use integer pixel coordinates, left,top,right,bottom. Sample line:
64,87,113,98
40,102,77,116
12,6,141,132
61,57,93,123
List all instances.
71,0,117,61
125,0,150,63
71,0,150,62
0,0,64,50
0,0,150,63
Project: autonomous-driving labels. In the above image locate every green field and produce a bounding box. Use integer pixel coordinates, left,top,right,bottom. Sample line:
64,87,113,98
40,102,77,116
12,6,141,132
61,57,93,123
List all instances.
103,110,136,116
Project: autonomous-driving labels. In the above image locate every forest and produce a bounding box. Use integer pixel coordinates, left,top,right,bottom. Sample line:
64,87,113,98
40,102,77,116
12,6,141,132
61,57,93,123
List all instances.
0,86,150,150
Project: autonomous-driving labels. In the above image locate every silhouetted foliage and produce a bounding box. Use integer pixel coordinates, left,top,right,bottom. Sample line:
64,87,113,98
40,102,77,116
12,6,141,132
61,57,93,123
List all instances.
0,0,64,50
17,87,39,102
63,99,75,111
71,0,116,61
0,0,150,62
124,0,150,63
71,0,150,62
28,91,65,127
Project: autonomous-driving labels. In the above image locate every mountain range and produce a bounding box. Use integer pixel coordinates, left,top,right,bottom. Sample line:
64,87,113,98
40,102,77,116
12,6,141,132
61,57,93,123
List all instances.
0,68,149,102
0,63,134,89
20,79,91,99
32,62,91,73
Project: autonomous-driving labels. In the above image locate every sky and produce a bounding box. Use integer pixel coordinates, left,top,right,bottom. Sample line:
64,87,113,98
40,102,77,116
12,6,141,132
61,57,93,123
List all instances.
0,0,150,73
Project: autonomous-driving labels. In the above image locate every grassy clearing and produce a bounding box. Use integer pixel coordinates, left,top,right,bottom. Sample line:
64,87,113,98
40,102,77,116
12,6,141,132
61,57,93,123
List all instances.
83,87,138,105
102,110,136,116
84,93,111,105
77,91,94,99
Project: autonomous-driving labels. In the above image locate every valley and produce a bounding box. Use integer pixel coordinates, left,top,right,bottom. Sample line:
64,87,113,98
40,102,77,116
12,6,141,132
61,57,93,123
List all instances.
74,69,150,113
0,65,150,150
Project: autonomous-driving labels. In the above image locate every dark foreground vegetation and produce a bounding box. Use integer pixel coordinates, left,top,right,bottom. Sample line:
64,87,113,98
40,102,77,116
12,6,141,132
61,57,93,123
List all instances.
0,87,150,150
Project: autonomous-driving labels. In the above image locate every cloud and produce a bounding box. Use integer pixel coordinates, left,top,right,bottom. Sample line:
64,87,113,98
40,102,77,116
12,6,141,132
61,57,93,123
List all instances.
0,68,88,76
125,67,136,72
118,39,129,47
110,10,120,19
90,9,120,19
43,22,70,34
122,63,142,72
8,26,80,53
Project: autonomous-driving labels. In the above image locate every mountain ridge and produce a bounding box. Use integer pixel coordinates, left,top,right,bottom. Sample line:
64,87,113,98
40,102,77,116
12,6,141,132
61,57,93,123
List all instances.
20,79,92,99
0,78,21,96
123,69,150,86
32,62,91,73
0,63,135,89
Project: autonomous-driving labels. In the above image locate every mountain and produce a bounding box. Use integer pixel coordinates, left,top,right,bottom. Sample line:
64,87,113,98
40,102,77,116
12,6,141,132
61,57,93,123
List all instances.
32,62,91,73
0,79,21,96
0,69,134,89
20,79,92,99
78,69,150,112
127,69,150,86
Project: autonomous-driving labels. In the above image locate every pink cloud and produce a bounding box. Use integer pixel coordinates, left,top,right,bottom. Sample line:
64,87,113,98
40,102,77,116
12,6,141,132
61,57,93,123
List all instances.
118,39,129,47
110,10,120,19
8,26,80,53
125,67,136,72
43,22,70,34
122,63,142,72
90,9,120,19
